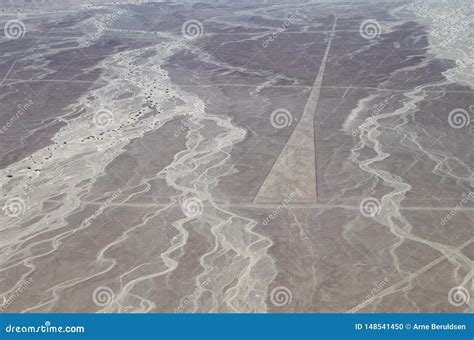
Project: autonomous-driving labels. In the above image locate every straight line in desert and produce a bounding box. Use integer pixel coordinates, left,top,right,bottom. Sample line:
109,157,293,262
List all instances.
253,16,337,204
178,84,472,94
44,200,474,212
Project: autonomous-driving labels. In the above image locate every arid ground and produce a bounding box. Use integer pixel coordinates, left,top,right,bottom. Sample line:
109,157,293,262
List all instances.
0,0,472,313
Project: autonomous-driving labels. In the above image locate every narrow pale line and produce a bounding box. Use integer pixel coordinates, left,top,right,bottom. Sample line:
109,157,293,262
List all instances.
177,84,471,93
24,29,416,36
3,78,108,85
341,85,352,98
1,61,17,85
178,83,313,88
360,238,474,308
4,80,470,94
192,29,422,35
42,199,474,211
